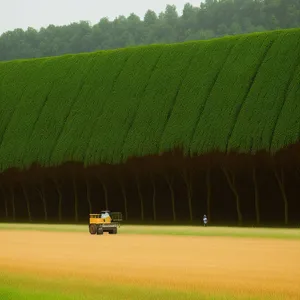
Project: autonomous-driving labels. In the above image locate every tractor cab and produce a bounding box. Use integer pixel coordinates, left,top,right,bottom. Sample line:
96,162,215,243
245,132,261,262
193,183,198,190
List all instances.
100,210,111,219
100,210,123,223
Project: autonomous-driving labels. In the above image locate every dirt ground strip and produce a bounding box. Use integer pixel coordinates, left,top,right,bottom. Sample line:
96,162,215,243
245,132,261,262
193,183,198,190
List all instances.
1,230,300,298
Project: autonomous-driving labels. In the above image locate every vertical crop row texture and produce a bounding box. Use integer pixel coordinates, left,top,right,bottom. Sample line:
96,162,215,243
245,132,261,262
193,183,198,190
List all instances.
0,29,300,171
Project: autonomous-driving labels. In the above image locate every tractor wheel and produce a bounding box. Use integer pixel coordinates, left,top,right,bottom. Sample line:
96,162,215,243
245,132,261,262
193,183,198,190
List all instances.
89,224,97,235
109,228,117,234
97,227,104,235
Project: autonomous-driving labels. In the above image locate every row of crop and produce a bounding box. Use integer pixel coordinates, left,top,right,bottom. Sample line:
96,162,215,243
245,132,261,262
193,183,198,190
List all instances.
158,36,235,154
117,42,200,161
269,37,300,152
0,60,43,154
228,30,300,153
85,45,167,164
0,54,80,169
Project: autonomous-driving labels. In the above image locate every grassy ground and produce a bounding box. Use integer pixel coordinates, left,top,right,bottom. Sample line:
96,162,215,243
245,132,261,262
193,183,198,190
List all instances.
0,271,282,300
0,223,299,239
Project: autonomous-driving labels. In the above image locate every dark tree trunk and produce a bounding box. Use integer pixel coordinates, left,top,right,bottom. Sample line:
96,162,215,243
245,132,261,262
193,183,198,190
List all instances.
86,179,92,214
36,184,47,221
120,181,128,221
101,181,108,210
10,185,16,221
274,168,288,225
0,185,8,219
96,176,109,210
182,169,193,222
252,168,260,225
222,168,243,225
150,174,156,222
165,175,176,222
206,168,212,222
73,178,79,223
136,175,144,221
21,184,32,222
53,179,62,222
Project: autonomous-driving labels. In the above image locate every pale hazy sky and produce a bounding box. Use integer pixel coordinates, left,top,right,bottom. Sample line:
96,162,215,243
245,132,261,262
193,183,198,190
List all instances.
1,0,202,34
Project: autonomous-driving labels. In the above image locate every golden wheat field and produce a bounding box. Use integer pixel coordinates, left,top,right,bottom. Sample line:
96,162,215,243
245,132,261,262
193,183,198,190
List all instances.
0,229,300,299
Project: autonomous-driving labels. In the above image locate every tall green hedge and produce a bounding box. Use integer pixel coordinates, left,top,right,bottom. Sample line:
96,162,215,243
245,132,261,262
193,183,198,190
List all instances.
0,28,300,171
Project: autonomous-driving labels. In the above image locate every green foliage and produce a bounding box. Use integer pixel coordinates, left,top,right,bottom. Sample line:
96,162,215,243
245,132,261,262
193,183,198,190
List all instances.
228,30,300,153
0,272,268,300
86,45,166,164
193,31,279,154
0,28,300,171
1,0,300,61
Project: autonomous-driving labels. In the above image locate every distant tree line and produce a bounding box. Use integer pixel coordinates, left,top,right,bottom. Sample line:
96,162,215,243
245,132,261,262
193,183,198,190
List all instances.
0,0,299,61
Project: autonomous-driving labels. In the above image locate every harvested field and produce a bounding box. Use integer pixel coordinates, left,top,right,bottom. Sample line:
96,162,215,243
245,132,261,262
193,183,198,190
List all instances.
1,230,300,299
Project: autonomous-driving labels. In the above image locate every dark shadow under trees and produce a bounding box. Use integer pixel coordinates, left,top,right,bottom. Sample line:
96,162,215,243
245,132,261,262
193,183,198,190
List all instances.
1,144,300,226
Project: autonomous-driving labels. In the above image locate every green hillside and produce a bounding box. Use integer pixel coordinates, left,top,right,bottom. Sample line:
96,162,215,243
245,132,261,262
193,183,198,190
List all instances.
0,28,300,172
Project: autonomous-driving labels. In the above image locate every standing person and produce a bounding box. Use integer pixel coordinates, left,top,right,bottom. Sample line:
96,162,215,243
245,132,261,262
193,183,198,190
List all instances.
203,214,208,226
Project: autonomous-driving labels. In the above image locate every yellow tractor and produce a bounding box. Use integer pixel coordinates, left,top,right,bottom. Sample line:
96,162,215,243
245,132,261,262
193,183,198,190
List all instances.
89,210,122,235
